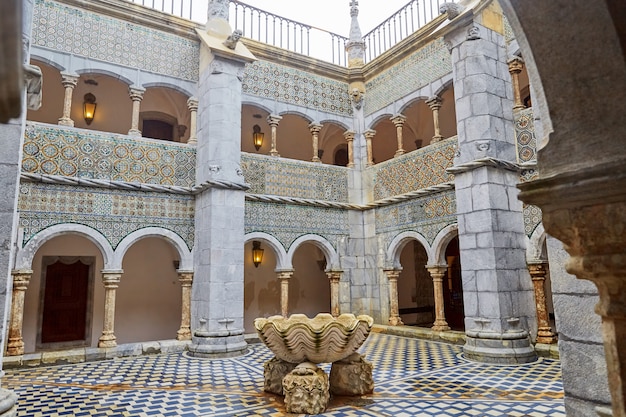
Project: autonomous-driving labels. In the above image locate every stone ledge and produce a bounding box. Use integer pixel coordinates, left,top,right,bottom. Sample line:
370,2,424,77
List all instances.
3,339,191,369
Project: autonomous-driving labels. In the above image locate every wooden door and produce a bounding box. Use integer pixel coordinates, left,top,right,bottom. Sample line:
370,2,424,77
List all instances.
41,260,89,343
443,237,465,331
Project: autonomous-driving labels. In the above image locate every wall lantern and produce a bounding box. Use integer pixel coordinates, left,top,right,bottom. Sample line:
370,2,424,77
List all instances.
252,240,264,268
253,124,264,151
83,93,97,125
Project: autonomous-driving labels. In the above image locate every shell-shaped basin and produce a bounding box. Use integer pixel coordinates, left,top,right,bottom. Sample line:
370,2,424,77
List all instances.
254,313,374,364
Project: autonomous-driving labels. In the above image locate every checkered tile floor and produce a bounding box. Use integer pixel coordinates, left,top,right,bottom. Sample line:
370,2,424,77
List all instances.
4,333,565,416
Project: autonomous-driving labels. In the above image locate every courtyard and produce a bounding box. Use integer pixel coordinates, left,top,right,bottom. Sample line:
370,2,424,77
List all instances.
4,332,564,416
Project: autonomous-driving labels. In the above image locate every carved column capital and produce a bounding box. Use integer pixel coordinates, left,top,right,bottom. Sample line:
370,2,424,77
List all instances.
343,130,355,142
60,72,79,89
390,114,407,127
426,96,443,111
186,96,198,112
101,272,121,288
128,87,145,102
178,271,194,286
11,269,32,289
507,56,524,75
308,122,323,134
277,270,294,281
363,129,377,140
527,261,548,281
266,114,282,127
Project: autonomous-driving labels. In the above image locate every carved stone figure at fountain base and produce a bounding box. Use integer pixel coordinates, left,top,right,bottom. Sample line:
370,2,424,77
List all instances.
282,363,330,415
329,352,374,395
263,356,297,395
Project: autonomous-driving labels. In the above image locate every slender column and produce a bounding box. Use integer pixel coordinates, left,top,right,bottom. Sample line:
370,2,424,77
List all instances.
98,270,122,348
176,271,194,340
309,122,323,163
6,270,32,356
128,87,145,137
527,262,557,344
507,56,525,111
426,265,450,331
277,270,293,317
327,271,341,317
58,73,79,127
344,130,355,168
384,269,403,326
426,96,444,142
267,114,282,157
391,114,407,157
364,129,376,167
187,97,199,146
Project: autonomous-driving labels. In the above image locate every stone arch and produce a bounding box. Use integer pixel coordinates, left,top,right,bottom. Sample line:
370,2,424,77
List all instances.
244,232,290,270
367,112,394,131
142,82,194,98
433,76,455,98
75,68,134,87
113,227,193,271
526,222,547,263
386,231,433,269
398,96,429,114
319,119,351,131
287,235,339,270
29,55,65,71
278,110,314,123
241,100,274,115
431,224,459,265
15,224,114,270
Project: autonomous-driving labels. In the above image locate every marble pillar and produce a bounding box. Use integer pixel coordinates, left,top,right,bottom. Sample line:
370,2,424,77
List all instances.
98,270,122,348
426,265,450,332
364,129,375,167
344,130,355,168
391,114,406,157
327,270,341,317
426,96,444,142
267,114,282,157
128,87,145,137
176,271,193,341
186,97,198,146
527,261,557,344
277,270,293,317
309,122,323,163
384,269,403,326
6,270,31,356
58,73,79,127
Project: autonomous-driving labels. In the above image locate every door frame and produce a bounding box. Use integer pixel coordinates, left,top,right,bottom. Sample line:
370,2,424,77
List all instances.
36,256,95,350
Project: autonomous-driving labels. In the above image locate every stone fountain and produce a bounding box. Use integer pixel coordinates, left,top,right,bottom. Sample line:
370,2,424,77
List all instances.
254,313,374,414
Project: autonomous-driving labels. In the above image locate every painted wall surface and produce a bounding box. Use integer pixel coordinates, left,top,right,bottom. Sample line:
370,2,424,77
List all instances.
243,242,280,333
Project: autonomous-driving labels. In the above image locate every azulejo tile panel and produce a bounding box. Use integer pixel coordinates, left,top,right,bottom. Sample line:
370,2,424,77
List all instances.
18,183,195,249
242,60,352,116
33,0,199,81
376,191,457,245
242,154,349,201
514,108,537,163
365,38,452,115
373,138,457,200
23,123,196,187
245,201,349,250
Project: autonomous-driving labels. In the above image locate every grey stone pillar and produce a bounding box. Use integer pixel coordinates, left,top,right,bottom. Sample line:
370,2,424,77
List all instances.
189,46,251,357
446,18,537,364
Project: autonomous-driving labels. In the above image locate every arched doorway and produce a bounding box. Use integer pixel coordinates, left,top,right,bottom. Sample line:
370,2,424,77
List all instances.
397,241,434,327
290,242,330,317
443,237,464,330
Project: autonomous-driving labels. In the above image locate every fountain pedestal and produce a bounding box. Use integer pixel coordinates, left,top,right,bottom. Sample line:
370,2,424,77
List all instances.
263,357,297,395
329,353,374,395
282,364,330,415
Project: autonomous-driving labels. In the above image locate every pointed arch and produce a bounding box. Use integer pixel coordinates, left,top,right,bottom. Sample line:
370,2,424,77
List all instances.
287,235,339,270
113,227,193,271
15,224,114,270
244,232,290,270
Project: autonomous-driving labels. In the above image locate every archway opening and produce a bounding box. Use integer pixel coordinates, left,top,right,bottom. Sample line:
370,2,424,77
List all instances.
443,236,464,330
290,242,330,317
243,239,280,333
397,241,434,327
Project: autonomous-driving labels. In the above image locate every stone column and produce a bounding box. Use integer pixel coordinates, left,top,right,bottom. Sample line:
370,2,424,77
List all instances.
327,271,341,317
309,122,323,163
344,130,355,168
277,270,293,317
267,114,282,156
426,265,450,331
391,114,407,157
187,97,198,146
526,262,557,344
6,270,32,356
507,56,525,111
426,96,444,142
384,269,403,326
128,87,145,137
58,73,79,127
176,271,193,340
445,17,537,363
364,129,376,167
98,270,122,348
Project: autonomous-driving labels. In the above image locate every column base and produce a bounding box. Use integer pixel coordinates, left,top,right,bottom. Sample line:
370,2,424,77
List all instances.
432,322,451,332
329,353,374,396
5,339,24,356
536,327,557,344
464,329,537,364
128,129,141,137
98,333,117,348
394,149,405,158
0,388,17,417
188,331,247,358
176,327,192,341
58,118,74,127
388,316,404,326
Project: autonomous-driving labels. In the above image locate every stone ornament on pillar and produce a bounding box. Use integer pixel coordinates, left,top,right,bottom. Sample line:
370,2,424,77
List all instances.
527,262,557,344
6,269,32,356
508,56,525,111
364,129,376,167
177,271,194,341
384,269,403,326
186,97,199,146
309,122,323,163
58,73,79,127
426,96,444,142
128,87,145,137
343,130,356,168
426,265,451,332
267,114,282,157
391,114,407,157
98,271,122,348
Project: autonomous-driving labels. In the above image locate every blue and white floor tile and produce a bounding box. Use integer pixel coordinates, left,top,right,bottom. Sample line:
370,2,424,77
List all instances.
4,333,565,416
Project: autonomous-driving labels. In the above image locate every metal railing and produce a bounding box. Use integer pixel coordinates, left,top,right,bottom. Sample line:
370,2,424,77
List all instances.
363,0,448,63
122,0,450,66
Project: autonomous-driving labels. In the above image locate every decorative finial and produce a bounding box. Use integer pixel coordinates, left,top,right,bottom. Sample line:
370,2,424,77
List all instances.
350,0,359,17
439,3,465,20
346,0,365,67
223,29,243,49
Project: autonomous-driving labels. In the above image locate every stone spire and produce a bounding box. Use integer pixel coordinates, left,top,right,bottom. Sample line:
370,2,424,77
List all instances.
346,0,365,68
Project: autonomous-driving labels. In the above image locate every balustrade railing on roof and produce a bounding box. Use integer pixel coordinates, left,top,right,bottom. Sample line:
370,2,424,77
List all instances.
123,0,450,66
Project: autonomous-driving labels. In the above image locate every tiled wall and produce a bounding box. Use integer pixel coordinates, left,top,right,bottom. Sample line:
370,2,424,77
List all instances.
241,154,349,202
372,137,457,200
18,183,195,249
33,0,199,81
364,38,452,115
514,108,541,237
23,123,196,187
244,201,349,251
242,60,352,117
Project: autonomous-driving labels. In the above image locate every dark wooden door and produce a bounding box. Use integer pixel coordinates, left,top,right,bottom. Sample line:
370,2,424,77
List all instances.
443,237,465,331
41,260,89,343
